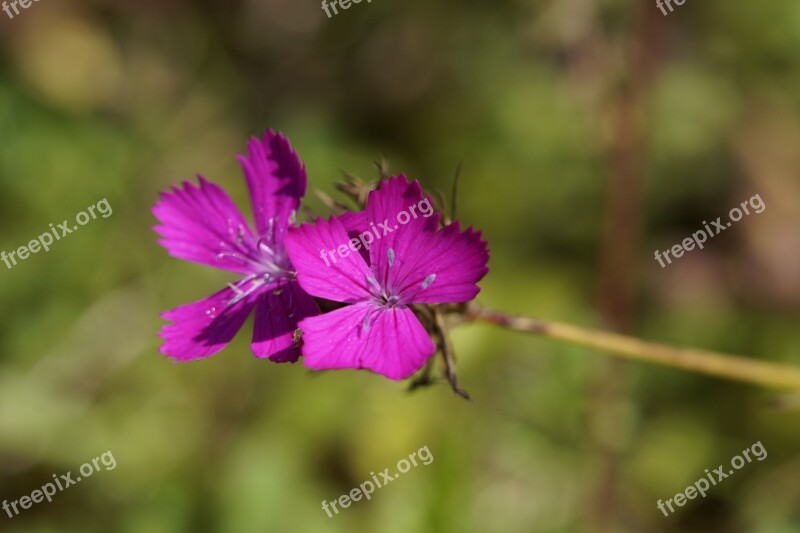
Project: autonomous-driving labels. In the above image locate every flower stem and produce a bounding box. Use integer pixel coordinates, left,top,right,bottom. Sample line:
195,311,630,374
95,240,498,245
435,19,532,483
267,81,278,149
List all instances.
468,304,800,390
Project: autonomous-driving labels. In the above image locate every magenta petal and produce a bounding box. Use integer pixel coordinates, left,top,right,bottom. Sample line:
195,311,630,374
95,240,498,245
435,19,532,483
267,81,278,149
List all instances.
252,280,320,362
362,176,440,289
396,222,490,304
299,303,436,380
152,177,259,275
237,130,306,242
338,210,368,234
285,216,373,303
158,286,259,362
336,210,371,264
365,175,425,221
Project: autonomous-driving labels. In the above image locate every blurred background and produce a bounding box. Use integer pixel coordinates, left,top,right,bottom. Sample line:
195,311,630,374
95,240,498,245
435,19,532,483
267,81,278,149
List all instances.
1,0,800,531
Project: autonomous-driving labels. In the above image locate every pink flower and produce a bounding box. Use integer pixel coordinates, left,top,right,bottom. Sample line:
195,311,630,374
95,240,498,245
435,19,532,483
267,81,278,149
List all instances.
152,131,319,362
285,175,489,380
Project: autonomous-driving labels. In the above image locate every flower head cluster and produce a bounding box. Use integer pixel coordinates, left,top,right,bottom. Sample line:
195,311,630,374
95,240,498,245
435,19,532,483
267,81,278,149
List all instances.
153,131,489,386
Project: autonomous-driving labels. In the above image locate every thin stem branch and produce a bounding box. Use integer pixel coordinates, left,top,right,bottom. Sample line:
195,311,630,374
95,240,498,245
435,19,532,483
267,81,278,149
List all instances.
433,306,470,399
468,304,800,391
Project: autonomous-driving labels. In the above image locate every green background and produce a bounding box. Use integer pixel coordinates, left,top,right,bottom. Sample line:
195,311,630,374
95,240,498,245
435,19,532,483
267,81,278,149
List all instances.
1,0,799,531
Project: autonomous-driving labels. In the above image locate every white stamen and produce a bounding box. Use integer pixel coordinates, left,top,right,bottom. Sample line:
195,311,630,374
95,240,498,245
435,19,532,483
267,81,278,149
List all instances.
366,275,380,290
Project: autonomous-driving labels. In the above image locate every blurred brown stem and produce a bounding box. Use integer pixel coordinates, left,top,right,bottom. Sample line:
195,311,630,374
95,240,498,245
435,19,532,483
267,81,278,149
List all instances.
467,304,800,390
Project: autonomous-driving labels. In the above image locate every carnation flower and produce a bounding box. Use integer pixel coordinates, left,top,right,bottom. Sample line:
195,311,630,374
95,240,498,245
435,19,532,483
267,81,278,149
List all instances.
152,131,318,362
285,175,489,380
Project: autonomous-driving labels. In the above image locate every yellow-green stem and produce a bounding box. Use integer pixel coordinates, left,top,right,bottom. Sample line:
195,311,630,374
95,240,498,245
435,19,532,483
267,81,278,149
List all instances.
469,305,800,390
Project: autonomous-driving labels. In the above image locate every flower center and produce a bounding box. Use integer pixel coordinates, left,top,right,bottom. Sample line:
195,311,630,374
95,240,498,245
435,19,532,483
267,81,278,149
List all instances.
255,237,292,277
380,294,401,307
364,273,401,309
215,219,297,309
215,218,294,278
